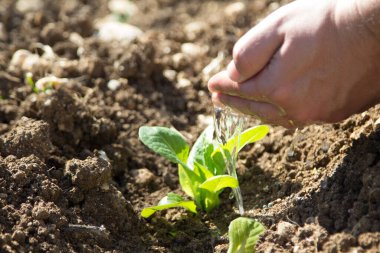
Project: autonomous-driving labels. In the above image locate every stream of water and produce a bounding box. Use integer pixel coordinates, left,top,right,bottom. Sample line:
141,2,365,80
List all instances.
214,107,247,215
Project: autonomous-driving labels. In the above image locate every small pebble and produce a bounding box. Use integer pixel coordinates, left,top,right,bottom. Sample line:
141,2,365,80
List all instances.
181,43,207,58
224,2,246,18
176,72,192,88
108,0,138,17
277,221,296,239
96,20,143,42
171,53,188,69
16,0,43,13
184,21,207,40
163,69,176,81
107,79,121,91
130,168,157,187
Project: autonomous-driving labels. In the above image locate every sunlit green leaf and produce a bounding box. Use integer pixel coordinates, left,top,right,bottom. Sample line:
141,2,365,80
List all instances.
193,161,214,181
199,175,238,193
227,217,265,253
178,164,201,198
211,150,226,175
224,125,269,153
187,125,214,169
200,189,220,213
139,126,189,165
141,193,197,218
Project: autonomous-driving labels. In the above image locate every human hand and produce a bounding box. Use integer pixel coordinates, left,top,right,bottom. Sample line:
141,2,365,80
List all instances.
208,0,380,128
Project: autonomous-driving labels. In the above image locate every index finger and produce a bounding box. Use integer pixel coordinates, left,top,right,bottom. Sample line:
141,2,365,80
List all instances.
228,8,285,83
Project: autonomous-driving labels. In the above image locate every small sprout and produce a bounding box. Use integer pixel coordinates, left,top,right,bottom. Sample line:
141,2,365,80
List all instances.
169,231,177,237
138,124,269,217
25,72,39,93
25,72,68,94
228,217,265,253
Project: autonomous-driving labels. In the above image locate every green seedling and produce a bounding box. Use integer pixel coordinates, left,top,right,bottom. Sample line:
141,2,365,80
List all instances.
25,72,39,93
228,217,265,253
25,72,67,93
139,124,269,218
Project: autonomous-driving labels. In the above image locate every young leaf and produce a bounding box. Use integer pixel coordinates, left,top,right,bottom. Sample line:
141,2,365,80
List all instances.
227,217,265,253
224,125,270,154
187,125,214,169
199,175,238,193
141,193,197,218
199,189,220,213
211,150,226,175
203,143,220,174
193,161,214,181
139,126,189,165
178,164,201,198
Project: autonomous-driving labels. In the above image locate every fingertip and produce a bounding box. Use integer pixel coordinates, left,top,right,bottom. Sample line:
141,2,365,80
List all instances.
211,92,226,108
207,72,221,92
207,70,233,92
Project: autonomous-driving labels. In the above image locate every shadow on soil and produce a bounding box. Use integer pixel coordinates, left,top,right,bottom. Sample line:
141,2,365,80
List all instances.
287,128,380,235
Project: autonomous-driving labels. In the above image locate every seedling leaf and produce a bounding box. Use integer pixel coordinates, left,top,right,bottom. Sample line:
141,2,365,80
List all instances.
193,161,214,181
138,124,269,216
211,150,226,175
224,125,270,154
227,217,265,253
200,189,220,212
178,164,201,198
139,126,189,165
141,193,197,218
199,175,238,193
187,125,214,169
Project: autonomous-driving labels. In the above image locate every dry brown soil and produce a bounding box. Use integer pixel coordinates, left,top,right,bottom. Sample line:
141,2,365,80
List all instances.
0,0,380,252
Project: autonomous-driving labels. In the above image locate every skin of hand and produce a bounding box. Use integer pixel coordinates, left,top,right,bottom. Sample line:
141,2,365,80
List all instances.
208,0,380,128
